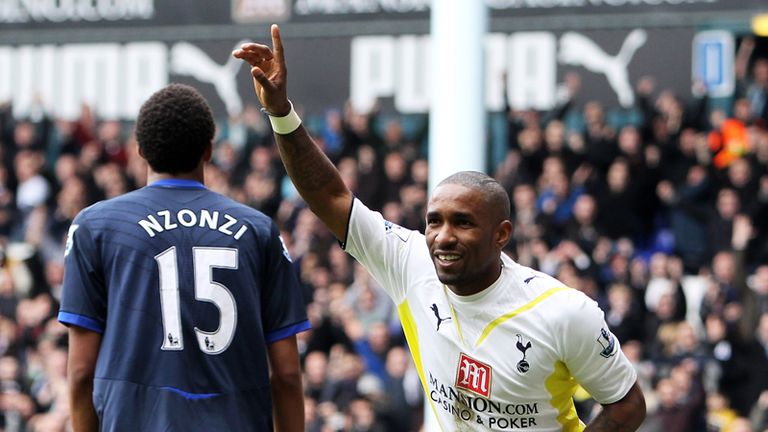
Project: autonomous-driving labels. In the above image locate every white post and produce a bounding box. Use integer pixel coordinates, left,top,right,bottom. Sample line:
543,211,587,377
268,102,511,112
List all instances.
428,0,488,191
424,1,487,430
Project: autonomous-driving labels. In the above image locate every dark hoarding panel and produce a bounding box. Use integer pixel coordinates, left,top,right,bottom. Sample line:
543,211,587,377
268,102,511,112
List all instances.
0,27,701,119
0,0,764,29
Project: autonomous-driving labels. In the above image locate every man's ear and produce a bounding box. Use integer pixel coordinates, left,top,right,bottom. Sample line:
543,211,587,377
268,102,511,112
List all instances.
496,220,513,249
137,145,145,159
203,142,213,162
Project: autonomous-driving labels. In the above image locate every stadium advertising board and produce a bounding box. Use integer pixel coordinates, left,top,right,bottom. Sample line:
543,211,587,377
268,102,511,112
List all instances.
0,0,764,26
0,27,705,119
0,0,753,119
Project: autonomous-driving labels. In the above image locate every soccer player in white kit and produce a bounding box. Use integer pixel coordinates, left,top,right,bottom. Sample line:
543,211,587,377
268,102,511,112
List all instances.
234,25,647,431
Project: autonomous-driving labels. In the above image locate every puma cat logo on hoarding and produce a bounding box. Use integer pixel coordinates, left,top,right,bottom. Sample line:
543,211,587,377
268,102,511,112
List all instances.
559,29,647,107
170,40,249,116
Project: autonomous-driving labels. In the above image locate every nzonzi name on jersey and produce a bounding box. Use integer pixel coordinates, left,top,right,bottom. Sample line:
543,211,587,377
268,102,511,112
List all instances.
138,208,248,239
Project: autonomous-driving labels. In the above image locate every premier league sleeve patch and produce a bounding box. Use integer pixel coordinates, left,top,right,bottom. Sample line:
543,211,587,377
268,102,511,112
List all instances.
597,328,617,358
278,235,292,262
383,220,411,242
64,225,79,257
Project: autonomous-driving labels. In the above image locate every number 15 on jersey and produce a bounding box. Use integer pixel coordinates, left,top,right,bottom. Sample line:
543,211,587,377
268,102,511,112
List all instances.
155,246,238,355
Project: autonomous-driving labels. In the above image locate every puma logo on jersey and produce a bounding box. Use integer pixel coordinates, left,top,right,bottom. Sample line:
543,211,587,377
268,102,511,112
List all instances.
523,274,540,284
430,304,452,331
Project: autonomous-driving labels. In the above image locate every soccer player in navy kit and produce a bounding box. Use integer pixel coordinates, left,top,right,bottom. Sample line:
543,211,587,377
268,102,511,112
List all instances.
59,84,309,431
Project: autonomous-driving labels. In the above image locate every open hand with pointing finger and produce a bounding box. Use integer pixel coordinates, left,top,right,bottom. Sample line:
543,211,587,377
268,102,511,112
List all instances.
233,24,291,116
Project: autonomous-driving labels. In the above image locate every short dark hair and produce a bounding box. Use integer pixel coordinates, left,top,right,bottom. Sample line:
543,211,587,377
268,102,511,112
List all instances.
438,171,511,221
135,83,215,174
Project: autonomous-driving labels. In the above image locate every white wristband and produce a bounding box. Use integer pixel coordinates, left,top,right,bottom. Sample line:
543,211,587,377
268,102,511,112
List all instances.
264,100,302,135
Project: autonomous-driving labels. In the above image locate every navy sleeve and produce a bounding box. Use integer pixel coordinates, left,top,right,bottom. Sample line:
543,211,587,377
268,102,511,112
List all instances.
58,211,107,333
261,223,310,343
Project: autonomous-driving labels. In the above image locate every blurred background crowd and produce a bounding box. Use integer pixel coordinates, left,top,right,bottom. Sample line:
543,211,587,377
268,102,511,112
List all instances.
1,32,768,432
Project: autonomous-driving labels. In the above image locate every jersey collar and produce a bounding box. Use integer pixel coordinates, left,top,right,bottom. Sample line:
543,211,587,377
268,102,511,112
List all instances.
148,179,207,189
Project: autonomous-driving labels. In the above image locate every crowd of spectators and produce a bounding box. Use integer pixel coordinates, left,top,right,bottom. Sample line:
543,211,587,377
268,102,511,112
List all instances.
1,37,768,431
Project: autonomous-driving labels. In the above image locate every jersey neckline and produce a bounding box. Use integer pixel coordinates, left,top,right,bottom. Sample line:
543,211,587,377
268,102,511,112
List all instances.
444,265,507,305
443,254,515,304
148,179,207,189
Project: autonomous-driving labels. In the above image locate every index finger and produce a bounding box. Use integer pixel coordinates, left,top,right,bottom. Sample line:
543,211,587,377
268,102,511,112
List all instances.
271,24,286,66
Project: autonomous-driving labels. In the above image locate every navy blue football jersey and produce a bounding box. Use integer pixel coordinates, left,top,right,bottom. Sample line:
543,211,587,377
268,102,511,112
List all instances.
59,179,309,431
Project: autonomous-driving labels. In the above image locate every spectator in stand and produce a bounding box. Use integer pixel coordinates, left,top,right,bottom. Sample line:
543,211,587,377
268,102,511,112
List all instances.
382,118,415,161
582,100,618,176
707,188,741,257
644,252,687,322
340,100,384,160
543,119,583,175
647,374,700,432
657,164,712,272
645,292,685,361
509,183,542,251
379,152,409,206
605,283,645,343
736,313,768,416
701,250,746,328
14,151,50,225
735,37,768,127
382,346,421,431
616,125,662,238
593,158,640,240
354,145,383,210
743,263,768,333
721,157,759,211
513,119,547,184
0,165,16,239
303,350,330,402
537,168,584,244
660,127,705,186
563,193,600,254
705,391,740,431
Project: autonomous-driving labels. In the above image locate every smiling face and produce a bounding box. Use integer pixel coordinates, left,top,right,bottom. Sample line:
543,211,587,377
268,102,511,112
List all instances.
425,183,512,296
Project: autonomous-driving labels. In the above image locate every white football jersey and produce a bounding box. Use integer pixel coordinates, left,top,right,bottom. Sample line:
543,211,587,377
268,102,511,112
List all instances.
344,199,637,431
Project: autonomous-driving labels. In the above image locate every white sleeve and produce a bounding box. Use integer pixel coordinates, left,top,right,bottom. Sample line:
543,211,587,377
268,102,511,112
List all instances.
343,198,427,304
555,290,637,404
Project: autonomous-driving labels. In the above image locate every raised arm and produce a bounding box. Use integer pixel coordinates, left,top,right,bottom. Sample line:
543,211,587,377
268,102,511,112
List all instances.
233,25,352,240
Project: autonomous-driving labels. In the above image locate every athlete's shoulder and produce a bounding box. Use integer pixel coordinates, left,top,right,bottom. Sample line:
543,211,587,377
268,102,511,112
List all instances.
85,187,157,210
215,194,277,237
148,186,274,227
73,190,142,224
538,284,603,329
351,197,423,244
505,258,598,318
232,202,272,223
505,258,564,292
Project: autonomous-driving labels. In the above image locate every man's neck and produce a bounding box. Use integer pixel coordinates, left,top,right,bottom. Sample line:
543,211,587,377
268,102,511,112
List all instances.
445,259,504,297
146,169,204,185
